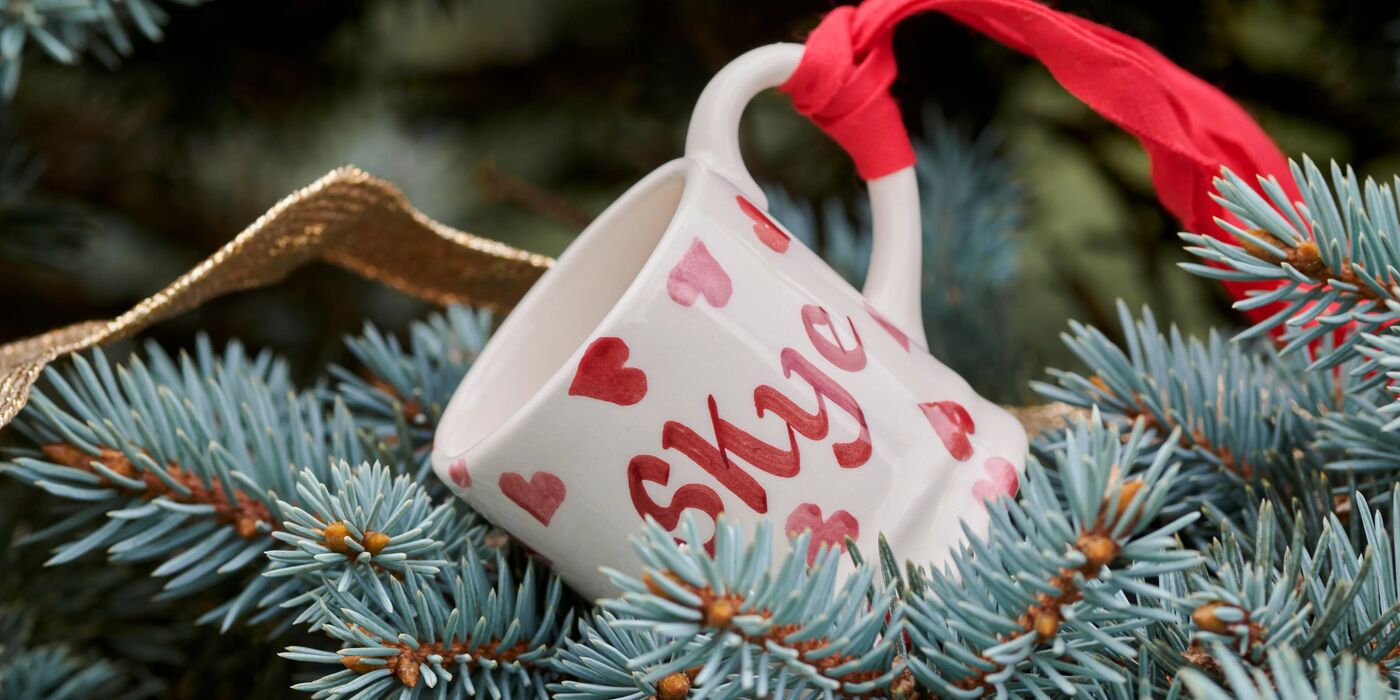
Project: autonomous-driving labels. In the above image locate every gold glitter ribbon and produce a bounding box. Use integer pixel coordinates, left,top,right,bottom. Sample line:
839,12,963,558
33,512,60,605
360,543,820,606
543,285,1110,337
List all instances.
0,166,553,429
0,165,1077,437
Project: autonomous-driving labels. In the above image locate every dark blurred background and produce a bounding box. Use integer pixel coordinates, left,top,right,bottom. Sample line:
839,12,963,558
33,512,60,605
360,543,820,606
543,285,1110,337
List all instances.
8,0,1400,380
3,1,1400,695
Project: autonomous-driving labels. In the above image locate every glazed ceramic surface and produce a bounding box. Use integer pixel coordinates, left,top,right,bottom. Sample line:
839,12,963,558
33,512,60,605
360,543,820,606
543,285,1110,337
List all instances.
432,43,1027,599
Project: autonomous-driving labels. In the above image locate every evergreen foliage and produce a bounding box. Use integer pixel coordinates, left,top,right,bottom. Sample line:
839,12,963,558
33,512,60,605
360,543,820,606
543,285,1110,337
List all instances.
1181,157,1400,370
16,147,1400,695
1031,301,1349,532
1178,158,1400,499
902,415,1198,697
1180,647,1391,700
267,461,484,627
2,337,368,630
282,550,570,698
9,1,1400,696
326,306,492,484
0,644,129,700
0,0,209,97
594,518,902,698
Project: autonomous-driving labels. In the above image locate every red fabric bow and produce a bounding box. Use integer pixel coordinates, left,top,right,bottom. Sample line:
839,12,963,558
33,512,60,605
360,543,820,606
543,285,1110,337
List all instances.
780,0,1298,321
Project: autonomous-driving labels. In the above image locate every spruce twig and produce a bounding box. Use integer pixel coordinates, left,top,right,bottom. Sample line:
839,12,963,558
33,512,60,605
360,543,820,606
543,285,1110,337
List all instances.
600,518,902,698
901,414,1200,697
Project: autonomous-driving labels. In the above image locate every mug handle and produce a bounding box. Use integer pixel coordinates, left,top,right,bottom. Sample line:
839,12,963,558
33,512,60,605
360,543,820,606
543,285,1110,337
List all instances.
684,43,926,349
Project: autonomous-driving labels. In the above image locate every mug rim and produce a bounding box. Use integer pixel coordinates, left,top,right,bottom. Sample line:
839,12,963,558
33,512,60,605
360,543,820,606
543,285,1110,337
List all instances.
432,157,714,470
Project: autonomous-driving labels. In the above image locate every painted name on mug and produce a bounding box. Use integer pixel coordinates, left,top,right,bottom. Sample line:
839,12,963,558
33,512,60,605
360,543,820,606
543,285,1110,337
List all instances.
627,303,868,549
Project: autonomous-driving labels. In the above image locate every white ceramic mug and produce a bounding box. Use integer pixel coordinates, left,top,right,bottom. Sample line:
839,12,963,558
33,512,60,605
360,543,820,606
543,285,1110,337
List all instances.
432,43,1027,599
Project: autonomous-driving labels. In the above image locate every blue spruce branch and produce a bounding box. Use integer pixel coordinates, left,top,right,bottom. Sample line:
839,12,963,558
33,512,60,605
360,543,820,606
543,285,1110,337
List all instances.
901,412,1200,697
0,645,130,700
549,612,702,700
1147,468,1400,690
1306,490,1400,675
0,0,211,97
0,602,133,699
596,517,903,698
282,548,571,698
0,311,497,633
1183,504,1322,670
16,156,1400,699
1033,300,1350,523
1180,157,1400,370
328,306,492,485
267,461,484,628
0,337,371,629
1180,646,1390,699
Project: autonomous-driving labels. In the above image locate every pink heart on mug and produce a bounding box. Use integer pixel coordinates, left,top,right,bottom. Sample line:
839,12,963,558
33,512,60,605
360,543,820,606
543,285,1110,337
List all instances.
919,400,976,461
784,503,859,565
499,471,567,526
447,458,471,488
864,302,910,352
667,238,732,307
569,337,648,406
736,195,790,253
973,457,1019,502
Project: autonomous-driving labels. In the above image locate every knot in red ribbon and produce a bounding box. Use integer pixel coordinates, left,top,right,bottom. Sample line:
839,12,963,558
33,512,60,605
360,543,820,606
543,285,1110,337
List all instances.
780,4,912,181
779,0,1297,324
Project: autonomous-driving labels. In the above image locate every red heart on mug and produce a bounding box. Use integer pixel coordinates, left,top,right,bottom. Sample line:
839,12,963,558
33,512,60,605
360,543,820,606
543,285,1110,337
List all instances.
919,400,976,461
499,471,566,526
569,337,647,406
736,195,790,253
667,238,732,307
865,302,910,352
784,503,859,565
972,457,1019,502
447,458,471,488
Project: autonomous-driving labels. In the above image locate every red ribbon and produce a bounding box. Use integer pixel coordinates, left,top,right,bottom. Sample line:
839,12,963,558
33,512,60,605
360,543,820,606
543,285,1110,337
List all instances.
780,0,1298,320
